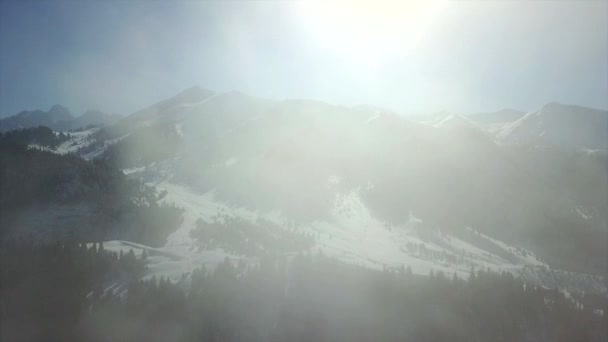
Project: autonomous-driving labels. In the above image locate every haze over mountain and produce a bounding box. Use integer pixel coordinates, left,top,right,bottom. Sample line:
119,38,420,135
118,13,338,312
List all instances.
2,86,607,341
1,1,607,340
0,105,121,132
416,104,608,151
468,109,526,124
498,103,608,150
3,87,606,287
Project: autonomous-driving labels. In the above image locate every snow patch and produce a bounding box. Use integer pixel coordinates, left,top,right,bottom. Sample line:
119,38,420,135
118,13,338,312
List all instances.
575,207,590,220
123,166,146,175
225,157,238,167
365,112,381,124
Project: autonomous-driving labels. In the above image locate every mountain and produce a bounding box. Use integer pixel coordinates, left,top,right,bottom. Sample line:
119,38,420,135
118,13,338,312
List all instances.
0,105,121,132
465,109,525,135
433,113,484,130
0,137,182,246
414,109,524,133
0,105,73,132
63,88,605,284
469,109,526,125
71,110,122,129
125,86,215,124
3,88,607,294
498,103,608,150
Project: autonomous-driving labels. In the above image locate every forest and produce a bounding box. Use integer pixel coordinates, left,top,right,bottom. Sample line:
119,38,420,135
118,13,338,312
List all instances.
0,129,183,246
1,126,607,341
1,241,606,342
0,126,70,149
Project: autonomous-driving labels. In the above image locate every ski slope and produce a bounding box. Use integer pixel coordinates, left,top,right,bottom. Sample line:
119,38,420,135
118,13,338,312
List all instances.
99,178,606,293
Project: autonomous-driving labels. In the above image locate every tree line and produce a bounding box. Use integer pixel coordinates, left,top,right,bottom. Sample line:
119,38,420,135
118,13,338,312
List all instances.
0,132,183,246
1,241,606,342
0,126,70,149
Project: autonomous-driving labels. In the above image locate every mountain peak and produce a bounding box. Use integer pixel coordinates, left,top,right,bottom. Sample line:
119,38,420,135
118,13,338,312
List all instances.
435,113,478,129
467,109,525,125
46,105,73,122
173,86,214,103
126,86,215,123
539,102,571,113
500,102,608,149
539,102,607,114
49,104,69,112
81,110,104,117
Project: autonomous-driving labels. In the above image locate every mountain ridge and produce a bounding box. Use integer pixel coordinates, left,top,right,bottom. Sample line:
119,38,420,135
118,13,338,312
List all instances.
2,88,607,293
498,102,608,149
0,105,121,132
80,87,608,279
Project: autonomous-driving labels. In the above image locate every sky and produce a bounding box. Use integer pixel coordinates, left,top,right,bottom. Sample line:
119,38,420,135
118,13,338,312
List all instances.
0,0,607,117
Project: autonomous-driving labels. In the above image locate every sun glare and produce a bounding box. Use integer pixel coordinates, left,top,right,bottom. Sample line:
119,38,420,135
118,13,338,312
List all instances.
296,0,448,72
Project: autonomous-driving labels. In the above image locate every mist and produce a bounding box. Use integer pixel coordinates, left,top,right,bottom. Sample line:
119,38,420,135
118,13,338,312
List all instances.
1,0,607,116
1,1,608,341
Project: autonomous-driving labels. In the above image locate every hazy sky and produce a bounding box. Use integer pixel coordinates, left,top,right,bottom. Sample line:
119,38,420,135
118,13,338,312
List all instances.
1,0,607,117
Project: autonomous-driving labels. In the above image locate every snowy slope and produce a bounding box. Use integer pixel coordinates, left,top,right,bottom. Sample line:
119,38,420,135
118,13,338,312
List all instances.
52,88,607,293
465,109,525,136
125,86,215,125
55,128,97,155
99,178,606,293
469,109,525,125
498,103,608,150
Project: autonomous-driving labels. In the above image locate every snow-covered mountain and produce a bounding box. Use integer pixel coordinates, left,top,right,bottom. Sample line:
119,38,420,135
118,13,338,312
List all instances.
414,109,524,135
429,104,607,151
467,109,526,135
497,103,608,150
125,86,215,124
71,110,121,129
469,109,525,125
0,105,72,132
0,105,121,132
6,88,607,293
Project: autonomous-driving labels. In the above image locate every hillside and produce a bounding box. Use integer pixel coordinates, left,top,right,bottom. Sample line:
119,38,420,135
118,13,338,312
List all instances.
67,88,608,284
2,89,607,342
0,138,182,246
498,103,608,150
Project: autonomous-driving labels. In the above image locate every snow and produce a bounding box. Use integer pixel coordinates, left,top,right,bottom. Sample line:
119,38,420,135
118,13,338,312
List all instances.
327,175,342,186
55,128,96,155
176,94,216,109
27,144,53,152
91,240,239,282
14,90,607,296
575,207,590,220
408,211,423,224
434,114,482,130
582,148,602,156
365,112,381,124
175,123,184,137
497,112,531,141
224,157,238,167
497,103,608,149
123,166,146,175
483,122,512,135
48,127,123,160
78,165,605,294
93,182,608,294
305,191,514,277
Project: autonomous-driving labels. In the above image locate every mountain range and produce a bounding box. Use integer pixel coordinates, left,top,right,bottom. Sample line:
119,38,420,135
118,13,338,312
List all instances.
2,87,607,293
0,105,121,132
496,102,608,150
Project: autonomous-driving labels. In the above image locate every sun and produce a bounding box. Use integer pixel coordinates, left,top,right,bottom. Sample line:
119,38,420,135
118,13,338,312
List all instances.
295,0,448,72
